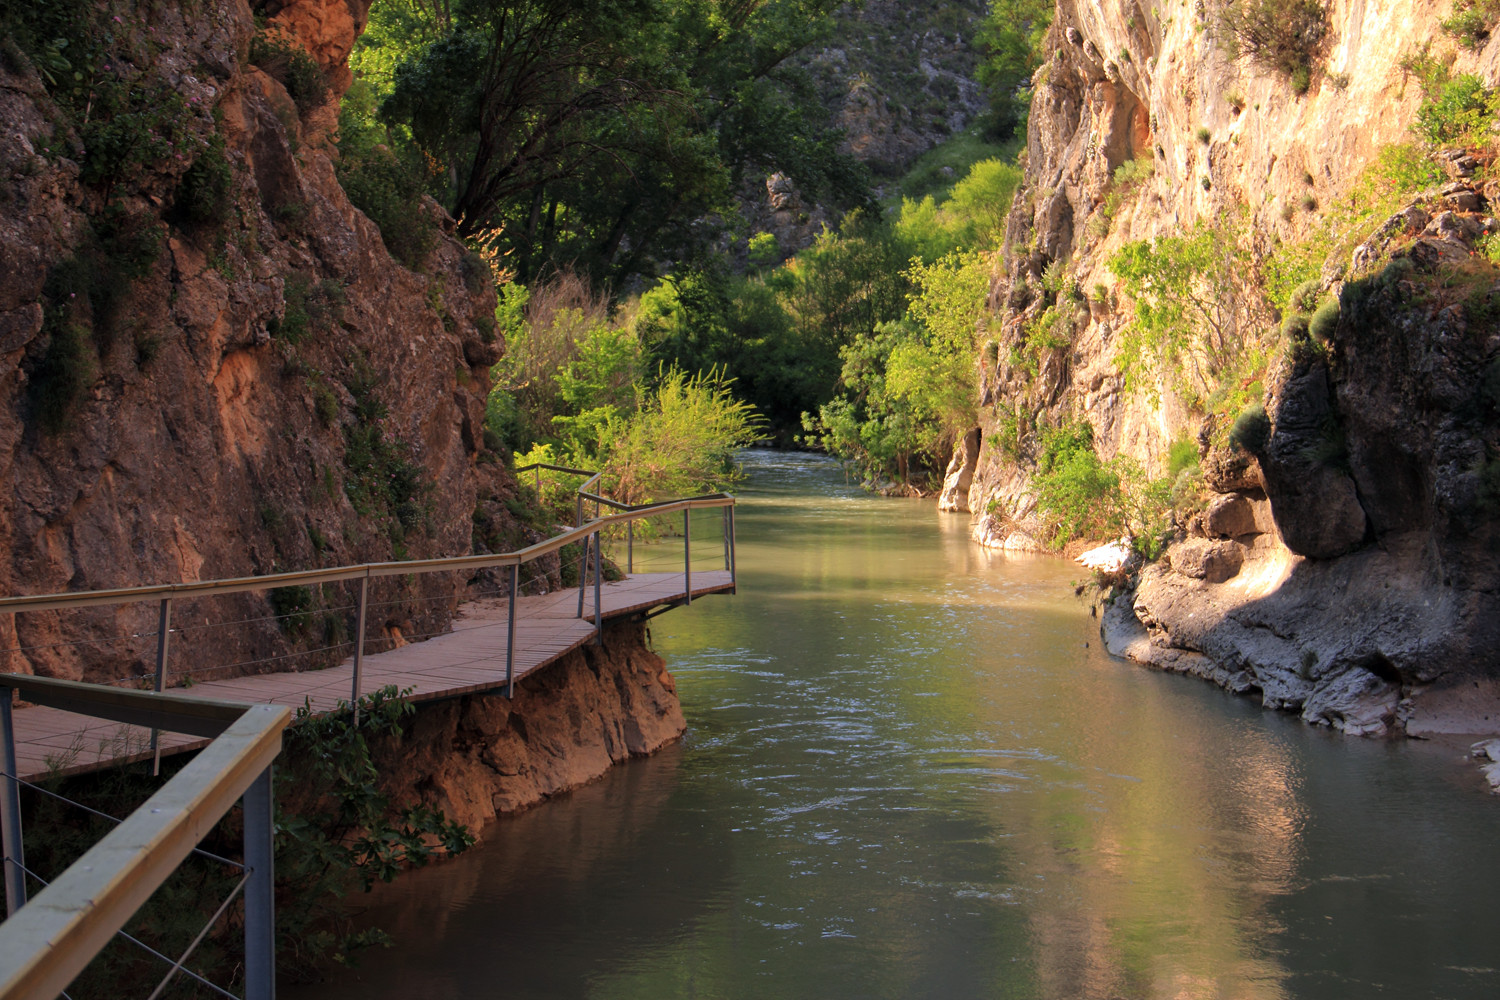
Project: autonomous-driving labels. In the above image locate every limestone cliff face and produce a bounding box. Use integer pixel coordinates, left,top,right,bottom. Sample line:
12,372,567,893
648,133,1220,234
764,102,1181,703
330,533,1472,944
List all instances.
0,0,532,683
974,0,1500,741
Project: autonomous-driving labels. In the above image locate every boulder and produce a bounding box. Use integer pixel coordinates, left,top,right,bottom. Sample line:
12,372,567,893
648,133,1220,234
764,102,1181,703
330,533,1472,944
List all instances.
1201,493,1258,538
1168,538,1244,582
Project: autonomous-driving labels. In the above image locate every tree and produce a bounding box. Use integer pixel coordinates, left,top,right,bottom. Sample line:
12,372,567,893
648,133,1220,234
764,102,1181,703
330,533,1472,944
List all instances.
377,0,866,286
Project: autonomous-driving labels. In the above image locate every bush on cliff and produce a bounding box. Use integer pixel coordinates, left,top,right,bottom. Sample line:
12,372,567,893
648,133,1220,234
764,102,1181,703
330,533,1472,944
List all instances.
1218,0,1327,86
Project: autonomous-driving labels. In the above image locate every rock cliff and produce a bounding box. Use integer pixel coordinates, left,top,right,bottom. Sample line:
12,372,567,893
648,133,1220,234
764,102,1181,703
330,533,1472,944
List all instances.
375,619,686,834
971,0,1500,750
0,0,537,683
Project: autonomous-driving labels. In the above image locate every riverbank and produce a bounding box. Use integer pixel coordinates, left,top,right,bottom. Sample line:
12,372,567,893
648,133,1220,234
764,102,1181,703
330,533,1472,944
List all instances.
369,617,685,835
293,450,1500,1000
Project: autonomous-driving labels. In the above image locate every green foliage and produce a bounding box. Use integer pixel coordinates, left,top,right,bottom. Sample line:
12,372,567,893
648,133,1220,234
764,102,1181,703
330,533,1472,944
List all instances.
275,687,475,976
1108,217,1251,404
336,81,438,269
1228,403,1271,454
1308,298,1340,342
376,0,863,287
1289,279,1322,314
975,0,1055,139
1262,144,1442,312
32,322,96,434
172,132,234,226
489,272,613,452
889,132,1022,206
1168,436,1202,478
597,366,764,506
1092,154,1156,236
747,232,781,268
803,251,987,484
269,584,317,634
250,28,329,112
272,274,345,345
1413,72,1498,146
1027,420,1179,556
896,158,1021,259
1219,0,1327,83
30,207,165,432
1441,0,1500,47
342,360,433,541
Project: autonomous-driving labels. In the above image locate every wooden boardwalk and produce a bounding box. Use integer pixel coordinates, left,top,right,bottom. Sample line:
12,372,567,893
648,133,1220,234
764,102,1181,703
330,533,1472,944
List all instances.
8,570,732,781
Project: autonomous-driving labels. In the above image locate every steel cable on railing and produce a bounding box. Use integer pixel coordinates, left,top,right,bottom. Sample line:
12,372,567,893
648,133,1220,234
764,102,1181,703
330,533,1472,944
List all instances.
0,768,245,871
8,859,245,1000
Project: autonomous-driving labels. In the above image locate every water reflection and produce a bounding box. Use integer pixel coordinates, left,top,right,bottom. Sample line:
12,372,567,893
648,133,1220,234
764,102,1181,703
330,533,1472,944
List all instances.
297,450,1500,1000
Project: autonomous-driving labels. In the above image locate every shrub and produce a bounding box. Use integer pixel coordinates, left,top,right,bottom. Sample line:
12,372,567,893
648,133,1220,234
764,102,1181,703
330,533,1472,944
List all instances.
32,322,96,433
1413,73,1497,146
1196,126,1212,144
249,29,328,112
336,80,438,269
1289,278,1321,314
1032,422,1122,547
1308,298,1340,341
172,132,233,226
1167,434,1201,477
747,232,781,268
1220,0,1327,81
1301,193,1318,211
1225,90,1246,113
1228,403,1270,453
1281,312,1311,341
1441,0,1500,48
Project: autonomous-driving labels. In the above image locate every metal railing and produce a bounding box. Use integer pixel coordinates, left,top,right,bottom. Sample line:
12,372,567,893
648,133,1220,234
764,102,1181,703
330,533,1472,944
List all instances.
0,675,290,1000
0,471,735,724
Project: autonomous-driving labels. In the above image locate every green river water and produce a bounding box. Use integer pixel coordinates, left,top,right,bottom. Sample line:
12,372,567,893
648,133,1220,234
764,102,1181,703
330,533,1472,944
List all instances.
301,449,1499,999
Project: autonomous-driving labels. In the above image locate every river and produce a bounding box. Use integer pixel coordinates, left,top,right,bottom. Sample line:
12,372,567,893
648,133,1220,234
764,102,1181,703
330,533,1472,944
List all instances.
300,449,1500,999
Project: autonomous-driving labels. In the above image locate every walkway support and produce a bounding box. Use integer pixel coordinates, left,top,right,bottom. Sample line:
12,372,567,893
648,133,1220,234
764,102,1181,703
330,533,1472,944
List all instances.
0,694,24,918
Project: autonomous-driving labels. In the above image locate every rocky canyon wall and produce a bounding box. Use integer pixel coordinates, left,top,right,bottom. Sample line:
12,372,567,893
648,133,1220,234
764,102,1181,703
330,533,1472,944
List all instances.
973,0,1500,746
0,0,544,684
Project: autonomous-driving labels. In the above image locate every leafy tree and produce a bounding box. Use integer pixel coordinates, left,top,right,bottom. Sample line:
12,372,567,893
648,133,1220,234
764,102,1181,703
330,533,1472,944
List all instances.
1108,218,1255,404
975,0,1055,139
374,0,864,286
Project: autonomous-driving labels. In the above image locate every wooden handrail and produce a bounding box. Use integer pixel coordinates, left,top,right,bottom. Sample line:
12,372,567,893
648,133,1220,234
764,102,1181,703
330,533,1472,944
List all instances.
0,678,289,1000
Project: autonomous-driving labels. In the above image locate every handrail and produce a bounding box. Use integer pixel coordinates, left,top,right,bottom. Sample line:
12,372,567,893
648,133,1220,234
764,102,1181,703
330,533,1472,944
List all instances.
0,475,736,724
0,676,290,1000
0,494,735,615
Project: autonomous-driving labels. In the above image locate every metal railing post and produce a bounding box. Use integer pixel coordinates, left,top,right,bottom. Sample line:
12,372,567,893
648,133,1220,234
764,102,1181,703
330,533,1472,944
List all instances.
351,577,369,727
0,693,25,917
722,506,730,571
684,508,692,605
593,530,603,646
505,564,518,697
729,506,737,587
626,519,634,575
575,494,584,528
243,765,275,1000
577,534,590,618
150,597,172,776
